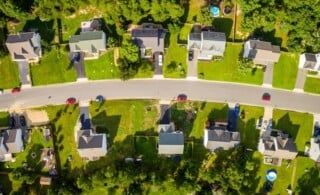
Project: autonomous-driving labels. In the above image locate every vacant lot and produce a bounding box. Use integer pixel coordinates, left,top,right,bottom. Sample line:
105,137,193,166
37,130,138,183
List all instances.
272,53,299,90
198,43,264,85
304,76,320,94
0,55,20,89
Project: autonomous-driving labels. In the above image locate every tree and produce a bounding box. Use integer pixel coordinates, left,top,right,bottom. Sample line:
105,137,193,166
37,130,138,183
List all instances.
150,0,184,22
197,7,214,26
119,38,139,63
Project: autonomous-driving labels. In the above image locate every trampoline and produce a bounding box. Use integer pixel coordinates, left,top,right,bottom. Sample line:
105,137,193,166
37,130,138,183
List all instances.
210,6,220,17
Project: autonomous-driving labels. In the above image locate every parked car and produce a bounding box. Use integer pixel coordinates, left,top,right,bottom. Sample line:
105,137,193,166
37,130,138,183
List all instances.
177,94,187,101
262,93,271,101
188,50,194,61
158,54,163,66
234,103,240,117
66,97,77,105
19,115,26,127
11,87,21,94
71,52,80,64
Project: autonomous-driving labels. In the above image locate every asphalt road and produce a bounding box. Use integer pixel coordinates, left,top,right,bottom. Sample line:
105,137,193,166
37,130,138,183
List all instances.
0,79,319,114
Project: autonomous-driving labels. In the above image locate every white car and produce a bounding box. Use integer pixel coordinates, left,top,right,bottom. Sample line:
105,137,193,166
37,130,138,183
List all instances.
158,54,163,66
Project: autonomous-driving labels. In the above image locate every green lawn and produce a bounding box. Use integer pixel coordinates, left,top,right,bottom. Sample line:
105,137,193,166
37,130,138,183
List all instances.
179,24,193,43
134,60,154,78
85,50,118,80
163,33,187,78
0,112,9,127
0,55,20,89
293,157,316,189
30,46,77,86
198,43,264,85
238,105,264,149
272,53,299,90
304,76,320,94
273,109,313,152
45,105,84,173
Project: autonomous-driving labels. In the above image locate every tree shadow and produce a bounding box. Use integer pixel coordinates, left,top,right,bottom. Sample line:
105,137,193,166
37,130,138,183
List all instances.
295,167,320,194
238,118,260,150
26,143,44,172
213,18,233,40
207,106,229,121
23,17,55,44
0,173,12,194
252,28,283,48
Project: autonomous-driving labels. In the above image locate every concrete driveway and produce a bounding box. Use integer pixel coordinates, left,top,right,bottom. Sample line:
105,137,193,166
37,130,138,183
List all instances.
294,69,307,92
17,61,31,88
263,64,274,87
69,52,86,80
187,50,198,79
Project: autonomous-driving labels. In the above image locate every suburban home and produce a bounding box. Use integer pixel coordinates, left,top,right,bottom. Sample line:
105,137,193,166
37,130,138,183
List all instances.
158,124,184,155
243,40,280,65
24,110,49,127
258,129,298,166
203,120,240,152
298,53,320,71
0,129,24,161
81,19,101,32
6,32,42,62
309,136,320,163
188,30,226,60
76,106,107,161
131,23,166,59
69,30,106,58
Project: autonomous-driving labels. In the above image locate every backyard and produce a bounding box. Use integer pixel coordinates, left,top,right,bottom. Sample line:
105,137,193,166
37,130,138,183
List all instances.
0,55,20,89
163,33,187,78
272,53,299,90
304,76,320,94
30,46,77,86
198,43,264,85
273,109,313,152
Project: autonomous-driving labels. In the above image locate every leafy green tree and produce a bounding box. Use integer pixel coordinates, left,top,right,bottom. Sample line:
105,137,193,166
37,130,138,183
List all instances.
197,7,214,26
119,38,139,63
150,0,184,22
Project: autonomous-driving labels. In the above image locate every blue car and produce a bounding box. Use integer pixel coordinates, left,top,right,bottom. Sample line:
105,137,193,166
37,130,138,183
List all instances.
71,52,80,64
234,103,240,117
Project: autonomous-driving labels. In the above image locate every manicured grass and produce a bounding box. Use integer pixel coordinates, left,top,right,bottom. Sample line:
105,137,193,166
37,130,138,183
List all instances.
0,55,20,89
304,77,320,94
273,109,313,152
213,17,234,40
135,60,154,78
171,101,228,138
186,0,206,23
198,43,264,85
238,105,264,149
30,47,77,86
45,105,84,172
179,24,193,43
0,112,9,127
85,50,119,80
163,33,187,78
272,53,299,90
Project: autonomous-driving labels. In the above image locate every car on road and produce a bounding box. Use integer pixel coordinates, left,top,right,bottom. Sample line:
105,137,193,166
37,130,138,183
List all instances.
158,54,163,66
188,50,194,61
177,94,187,101
11,87,21,94
19,115,26,127
66,97,77,105
262,93,271,101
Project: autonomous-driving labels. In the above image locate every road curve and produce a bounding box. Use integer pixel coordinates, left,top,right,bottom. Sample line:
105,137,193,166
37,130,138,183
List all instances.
0,79,319,114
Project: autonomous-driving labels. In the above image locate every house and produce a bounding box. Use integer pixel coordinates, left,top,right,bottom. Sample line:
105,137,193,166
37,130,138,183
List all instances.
81,19,101,32
131,23,166,59
77,129,107,161
298,53,320,71
6,32,42,62
158,124,184,155
258,129,298,165
0,129,24,161
69,31,106,58
243,40,280,65
188,31,226,60
309,136,320,163
24,110,49,127
76,106,107,161
203,120,240,152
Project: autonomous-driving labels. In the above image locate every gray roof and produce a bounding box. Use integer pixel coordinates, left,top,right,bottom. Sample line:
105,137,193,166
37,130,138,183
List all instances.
305,53,317,62
159,132,184,146
202,31,226,41
249,40,280,53
158,124,174,133
6,32,34,43
78,132,104,149
276,137,297,152
189,33,201,41
69,31,104,43
69,31,106,53
207,129,240,142
3,129,17,143
132,29,165,38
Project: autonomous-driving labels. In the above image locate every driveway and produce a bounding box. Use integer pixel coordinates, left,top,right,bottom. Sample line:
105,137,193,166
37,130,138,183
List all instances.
263,63,274,87
153,52,163,76
187,50,198,79
17,61,31,87
69,52,86,79
294,69,307,91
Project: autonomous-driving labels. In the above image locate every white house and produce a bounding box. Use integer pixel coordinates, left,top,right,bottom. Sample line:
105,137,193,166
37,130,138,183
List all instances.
298,53,320,71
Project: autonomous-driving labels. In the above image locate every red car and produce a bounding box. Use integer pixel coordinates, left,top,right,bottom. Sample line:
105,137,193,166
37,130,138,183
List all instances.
66,97,77,105
11,87,21,94
262,93,271,101
177,94,187,101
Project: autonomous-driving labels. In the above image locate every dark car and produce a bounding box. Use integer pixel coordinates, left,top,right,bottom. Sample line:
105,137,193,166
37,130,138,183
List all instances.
177,94,187,101
19,115,26,127
262,93,271,101
66,97,77,105
95,95,105,103
71,52,80,64
188,50,194,61
234,103,240,117
9,115,15,128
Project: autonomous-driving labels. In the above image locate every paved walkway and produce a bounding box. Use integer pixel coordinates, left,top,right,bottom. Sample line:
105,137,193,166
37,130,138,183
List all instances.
262,64,274,88
294,69,307,92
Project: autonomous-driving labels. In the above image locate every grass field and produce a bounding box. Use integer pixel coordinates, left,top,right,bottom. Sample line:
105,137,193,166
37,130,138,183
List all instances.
272,53,299,90
163,33,187,78
198,43,264,85
273,109,313,152
238,105,264,149
30,47,77,86
0,55,20,89
0,112,9,127
304,77,320,94
186,0,206,23
179,24,193,43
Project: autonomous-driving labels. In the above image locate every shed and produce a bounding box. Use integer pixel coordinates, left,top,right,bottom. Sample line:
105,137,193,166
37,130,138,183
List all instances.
40,176,52,186
24,110,49,127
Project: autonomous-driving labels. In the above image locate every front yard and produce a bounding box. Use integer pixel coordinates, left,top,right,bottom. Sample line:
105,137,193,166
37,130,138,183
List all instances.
0,55,20,89
272,53,299,90
273,109,313,152
304,76,320,94
0,112,9,127
198,43,264,85
30,46,77,86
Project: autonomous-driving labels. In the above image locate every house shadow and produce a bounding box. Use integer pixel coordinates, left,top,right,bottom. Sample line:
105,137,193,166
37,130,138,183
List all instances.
252,28,283,49
238,118,260,150
23,17,55,44
213,18,233,41
0,173,12,194
207,106,229,120
275,113,300,142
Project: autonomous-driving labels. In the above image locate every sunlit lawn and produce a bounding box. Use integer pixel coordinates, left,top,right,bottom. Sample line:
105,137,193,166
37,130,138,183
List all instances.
198,43,264,85
0,55,20,89
304,76,320,94
179,24,193,43
272,53,299,90
186,0,206,23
